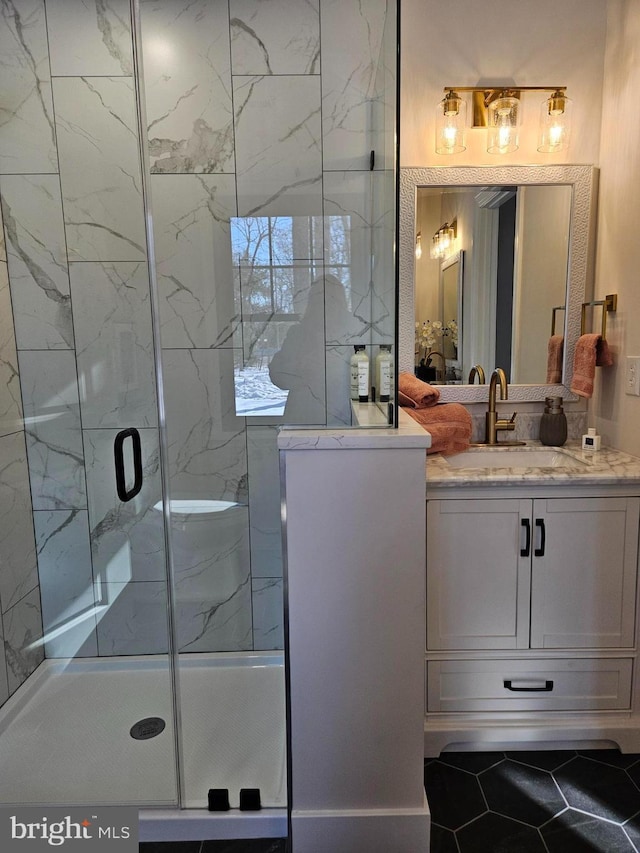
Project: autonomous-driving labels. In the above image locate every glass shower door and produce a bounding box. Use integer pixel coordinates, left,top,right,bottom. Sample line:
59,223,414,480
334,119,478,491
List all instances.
0,0,178,807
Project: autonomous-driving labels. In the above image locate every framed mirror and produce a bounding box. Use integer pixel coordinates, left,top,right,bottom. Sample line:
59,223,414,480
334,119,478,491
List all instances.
399,165,598,402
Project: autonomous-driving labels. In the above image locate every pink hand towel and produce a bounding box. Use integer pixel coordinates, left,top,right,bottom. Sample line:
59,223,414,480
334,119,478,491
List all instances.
398,372,441,408
403,402,472,455
570,334,614,398
546,335,564,384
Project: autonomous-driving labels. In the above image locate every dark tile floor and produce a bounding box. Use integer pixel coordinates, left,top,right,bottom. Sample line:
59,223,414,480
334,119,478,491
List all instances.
425,750,640,852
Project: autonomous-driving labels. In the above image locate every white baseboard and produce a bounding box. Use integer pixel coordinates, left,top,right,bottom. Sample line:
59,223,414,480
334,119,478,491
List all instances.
291,797,430,853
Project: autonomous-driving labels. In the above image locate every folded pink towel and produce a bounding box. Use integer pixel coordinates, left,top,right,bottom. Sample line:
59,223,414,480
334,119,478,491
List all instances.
403,403,472,455
570,334,614,398
546,335,564,384
398,372,441,408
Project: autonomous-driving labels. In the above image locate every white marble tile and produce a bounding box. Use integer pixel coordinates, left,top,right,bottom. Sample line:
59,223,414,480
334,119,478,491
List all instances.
246,427,282,577
323,171,394,344
52,77,146,261
150,175,240,348
0,262,22,438
18,350,86,510
94,580,169,655
140,0,235,174
46,0,133,76
171,502,252,652
70,262,158,429
233,75,322,217
84,428,166,583
0,617,8,707
33,509,98,658
326,344,355,427
371,169,397,342
230,0,319,75
0,0,57,173
174,572,252,653
1,175,74,350
0,432,38,614
162,349,248,502
320,0,387,170
4,587,44,697
251,577,283,651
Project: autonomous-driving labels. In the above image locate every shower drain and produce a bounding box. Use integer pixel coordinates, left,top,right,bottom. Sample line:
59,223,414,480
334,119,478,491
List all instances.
130,717,166,740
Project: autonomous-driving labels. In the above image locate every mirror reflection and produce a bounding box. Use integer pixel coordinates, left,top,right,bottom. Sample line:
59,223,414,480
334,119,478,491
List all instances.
414,184,572,385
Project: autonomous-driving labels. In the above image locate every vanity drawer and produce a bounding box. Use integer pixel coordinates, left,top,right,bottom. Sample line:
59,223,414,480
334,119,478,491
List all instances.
427,658,633,712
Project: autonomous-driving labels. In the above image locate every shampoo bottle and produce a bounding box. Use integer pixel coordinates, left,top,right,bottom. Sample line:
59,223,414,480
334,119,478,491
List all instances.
350,346,369,402
375,345,393,403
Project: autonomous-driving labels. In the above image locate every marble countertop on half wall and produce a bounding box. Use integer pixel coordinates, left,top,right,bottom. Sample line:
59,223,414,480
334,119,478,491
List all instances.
426,441,640,488
276,406,432,451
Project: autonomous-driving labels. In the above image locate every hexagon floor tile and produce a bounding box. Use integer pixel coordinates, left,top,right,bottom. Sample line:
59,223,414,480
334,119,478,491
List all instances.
425,750,640,852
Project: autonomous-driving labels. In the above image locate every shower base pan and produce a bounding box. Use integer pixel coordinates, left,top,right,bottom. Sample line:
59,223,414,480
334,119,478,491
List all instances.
0,652,287,839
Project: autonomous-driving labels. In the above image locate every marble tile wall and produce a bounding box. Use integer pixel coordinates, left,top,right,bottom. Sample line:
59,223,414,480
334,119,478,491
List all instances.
0,180,43,705
139,0,395,654
0,0,164,675
0,0,395,679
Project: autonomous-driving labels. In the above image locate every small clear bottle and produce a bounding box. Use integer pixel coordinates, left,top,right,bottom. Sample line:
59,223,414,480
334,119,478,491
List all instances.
539,396,568,447
350,345,369,402
375,345,393,403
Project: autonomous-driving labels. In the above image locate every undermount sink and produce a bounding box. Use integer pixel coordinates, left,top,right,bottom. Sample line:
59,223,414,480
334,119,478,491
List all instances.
444,447,587,469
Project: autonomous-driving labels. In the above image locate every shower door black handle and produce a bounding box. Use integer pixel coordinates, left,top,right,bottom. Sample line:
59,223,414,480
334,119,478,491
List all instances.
114,428,143,502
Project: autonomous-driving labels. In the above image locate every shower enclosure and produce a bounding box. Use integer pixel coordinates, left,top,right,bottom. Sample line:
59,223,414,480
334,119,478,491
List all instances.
0,0,398,831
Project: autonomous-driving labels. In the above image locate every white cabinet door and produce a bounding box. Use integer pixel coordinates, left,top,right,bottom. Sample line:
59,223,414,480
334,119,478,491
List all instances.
530,497,640,649
427,498,531,650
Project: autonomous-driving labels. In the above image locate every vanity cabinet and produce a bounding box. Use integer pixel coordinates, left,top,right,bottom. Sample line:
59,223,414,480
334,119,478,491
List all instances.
425,494,640,724
427,497,639,652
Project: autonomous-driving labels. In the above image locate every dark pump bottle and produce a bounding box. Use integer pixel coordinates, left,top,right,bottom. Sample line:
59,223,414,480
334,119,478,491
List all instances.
539,396,567,447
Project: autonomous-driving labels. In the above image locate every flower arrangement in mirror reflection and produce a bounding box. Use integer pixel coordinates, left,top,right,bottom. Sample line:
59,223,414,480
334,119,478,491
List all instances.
415,320,458,367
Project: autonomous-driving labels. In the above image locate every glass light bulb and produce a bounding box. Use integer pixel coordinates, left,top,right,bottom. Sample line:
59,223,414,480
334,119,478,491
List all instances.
435,92,467,155
538,93,572,153
487,95,520,154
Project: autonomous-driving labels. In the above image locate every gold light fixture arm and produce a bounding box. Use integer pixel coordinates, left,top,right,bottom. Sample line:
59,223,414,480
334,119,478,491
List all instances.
444,86,567,127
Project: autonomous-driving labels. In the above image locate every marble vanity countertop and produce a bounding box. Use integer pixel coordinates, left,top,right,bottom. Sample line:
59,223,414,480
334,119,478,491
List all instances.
426,441,640,487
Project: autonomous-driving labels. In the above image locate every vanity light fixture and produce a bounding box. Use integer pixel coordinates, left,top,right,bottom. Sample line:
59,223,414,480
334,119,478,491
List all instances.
415,231,423,260
435,86,571,155
429,221,457,260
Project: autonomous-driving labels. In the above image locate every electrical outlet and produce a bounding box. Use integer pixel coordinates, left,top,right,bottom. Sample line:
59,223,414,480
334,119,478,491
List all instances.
626,357,640,396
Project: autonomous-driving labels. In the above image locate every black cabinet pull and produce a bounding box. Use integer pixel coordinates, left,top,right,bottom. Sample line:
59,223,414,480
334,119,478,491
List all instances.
520,518,531,557
534,518,546,556
504,679,554,692
114,428,143,503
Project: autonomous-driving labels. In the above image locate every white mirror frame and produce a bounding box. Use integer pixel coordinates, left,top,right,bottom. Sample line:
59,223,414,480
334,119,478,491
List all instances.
398,164,598,402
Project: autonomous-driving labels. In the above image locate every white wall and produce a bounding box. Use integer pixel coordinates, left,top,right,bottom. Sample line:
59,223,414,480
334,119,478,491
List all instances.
590,0,640,456
401,0,607,167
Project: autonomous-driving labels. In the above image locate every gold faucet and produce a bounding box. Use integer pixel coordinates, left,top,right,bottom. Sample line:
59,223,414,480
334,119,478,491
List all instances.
468,364,486,384
483,368,525,445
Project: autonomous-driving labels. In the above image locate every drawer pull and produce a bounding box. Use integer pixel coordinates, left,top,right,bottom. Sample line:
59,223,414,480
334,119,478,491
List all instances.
503,679,554,692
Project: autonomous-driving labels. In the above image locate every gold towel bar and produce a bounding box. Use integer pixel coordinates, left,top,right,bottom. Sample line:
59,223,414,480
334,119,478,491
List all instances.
580,294,617,339
551,305,565,336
